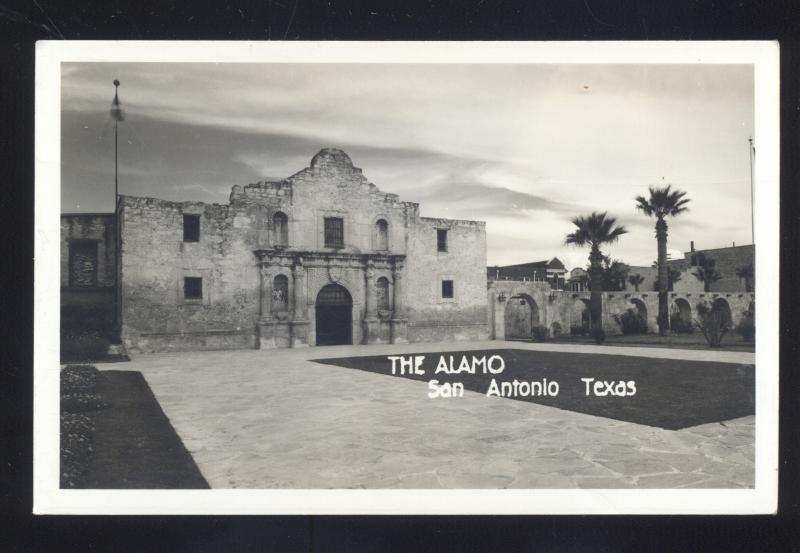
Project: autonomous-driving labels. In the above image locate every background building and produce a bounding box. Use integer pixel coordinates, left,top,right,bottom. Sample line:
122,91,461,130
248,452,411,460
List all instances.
488,258,567,289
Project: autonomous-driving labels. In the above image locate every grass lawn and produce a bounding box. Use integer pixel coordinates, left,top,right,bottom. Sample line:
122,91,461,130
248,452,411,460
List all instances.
314,349,754,431
550,333,755,352
60,366,208,489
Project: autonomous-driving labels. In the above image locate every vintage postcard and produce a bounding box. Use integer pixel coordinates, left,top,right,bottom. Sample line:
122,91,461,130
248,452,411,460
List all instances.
34,41,779,514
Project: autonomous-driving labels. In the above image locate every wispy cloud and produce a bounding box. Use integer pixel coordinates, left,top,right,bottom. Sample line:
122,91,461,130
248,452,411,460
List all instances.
61,62,754,267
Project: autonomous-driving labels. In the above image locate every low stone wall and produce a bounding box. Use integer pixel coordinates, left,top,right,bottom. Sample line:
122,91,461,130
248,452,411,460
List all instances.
488,280,755,339
407,321,489,343
131,329,256,354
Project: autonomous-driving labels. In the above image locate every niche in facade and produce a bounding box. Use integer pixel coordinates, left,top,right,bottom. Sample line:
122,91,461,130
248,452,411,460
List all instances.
272,274,289,313
377,276,390,313
375,219,389,251
273,211,288,247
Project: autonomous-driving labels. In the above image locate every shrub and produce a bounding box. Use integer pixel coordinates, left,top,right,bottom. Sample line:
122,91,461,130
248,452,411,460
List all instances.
694,303,730,348
550,322,563,337
736,307,755,343
531,325,549,342
60,365,105,487
670,318,694,334
61,365,100,394
60,411,94,488
60,329,111,362
570,322,589,336
614,309,648,335
591,327,606,345
61,365,107,420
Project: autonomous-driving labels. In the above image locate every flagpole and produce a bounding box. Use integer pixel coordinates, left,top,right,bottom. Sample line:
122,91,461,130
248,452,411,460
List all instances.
113,79,120,210
748,136,754,245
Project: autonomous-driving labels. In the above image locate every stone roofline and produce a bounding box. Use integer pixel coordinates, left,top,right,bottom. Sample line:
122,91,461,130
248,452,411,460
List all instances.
682,244,754,255
235,175,420,211
420,216,486,227
118,194,229,210
116,149,484,231
61,212,117,218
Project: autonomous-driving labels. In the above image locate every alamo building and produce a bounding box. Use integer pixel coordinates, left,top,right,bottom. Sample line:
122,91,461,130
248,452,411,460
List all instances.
61,149,489,353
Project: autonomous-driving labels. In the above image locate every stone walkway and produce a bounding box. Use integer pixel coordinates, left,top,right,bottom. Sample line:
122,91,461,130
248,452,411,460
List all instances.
99,341,755,489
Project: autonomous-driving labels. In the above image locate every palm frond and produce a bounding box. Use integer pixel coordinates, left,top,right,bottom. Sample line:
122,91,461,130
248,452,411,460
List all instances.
637,185,691,219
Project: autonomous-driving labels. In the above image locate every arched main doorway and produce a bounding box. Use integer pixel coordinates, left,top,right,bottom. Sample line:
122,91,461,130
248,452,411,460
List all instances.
315,284,353,345
504,294,540,340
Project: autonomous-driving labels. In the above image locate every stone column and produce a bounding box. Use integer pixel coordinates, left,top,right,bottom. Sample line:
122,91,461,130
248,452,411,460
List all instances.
365,260,378,318
363,259,379,344
390,257,408,344
258,262,276,349
290,256,309,347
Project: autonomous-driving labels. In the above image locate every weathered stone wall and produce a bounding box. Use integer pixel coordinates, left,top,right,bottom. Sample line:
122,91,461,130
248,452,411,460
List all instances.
677,244,755,292
489,280,754,338
118,149,489,351
119,196,260,353
623,265,658,292
405,217,489,343
61,214,117,288
60,214,117,329
671,269,706,293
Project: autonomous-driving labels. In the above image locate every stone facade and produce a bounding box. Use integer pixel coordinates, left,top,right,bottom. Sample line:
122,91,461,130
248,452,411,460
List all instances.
116,149,488,353
60,214,117,329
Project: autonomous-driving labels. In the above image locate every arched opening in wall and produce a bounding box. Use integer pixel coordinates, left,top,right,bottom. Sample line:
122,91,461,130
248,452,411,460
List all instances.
375,219,389,251
273,211,288,247
315,283,352,345
617,298,649,335
376,276,390,313
272,274,289,314
570,299,591,335
711,297,733,329
630,298,647,320
504,294,539,341
670,298,693,333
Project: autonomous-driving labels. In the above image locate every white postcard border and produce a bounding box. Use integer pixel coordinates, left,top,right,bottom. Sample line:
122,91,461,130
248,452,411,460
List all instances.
34,40,779,515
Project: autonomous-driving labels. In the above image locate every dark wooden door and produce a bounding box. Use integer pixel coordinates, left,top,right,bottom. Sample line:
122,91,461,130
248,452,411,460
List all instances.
315,284,352,345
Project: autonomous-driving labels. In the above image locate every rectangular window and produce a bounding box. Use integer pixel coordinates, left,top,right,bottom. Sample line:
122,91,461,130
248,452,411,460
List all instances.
183,214,200,242
437,229,448,252
184,276,203,300
324,217,344,248
68,241,98,287
441,280,454,299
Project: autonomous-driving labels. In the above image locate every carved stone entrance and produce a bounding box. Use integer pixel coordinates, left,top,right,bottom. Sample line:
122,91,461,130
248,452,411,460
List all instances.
315,283,353,345
254,248,407,348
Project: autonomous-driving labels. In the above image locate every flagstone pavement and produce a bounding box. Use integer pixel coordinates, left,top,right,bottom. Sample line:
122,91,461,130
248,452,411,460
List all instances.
99,340,755,489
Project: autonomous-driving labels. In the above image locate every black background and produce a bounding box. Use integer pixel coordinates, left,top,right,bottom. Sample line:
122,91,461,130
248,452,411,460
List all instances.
2,1,799,551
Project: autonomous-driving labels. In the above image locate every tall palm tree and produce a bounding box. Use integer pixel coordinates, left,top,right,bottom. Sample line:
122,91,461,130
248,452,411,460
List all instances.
628,273,644,292
565,212,628,330
635,185,690,335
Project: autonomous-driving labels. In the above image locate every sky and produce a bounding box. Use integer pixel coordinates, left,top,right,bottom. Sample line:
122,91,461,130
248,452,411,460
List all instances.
60,62,754,268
